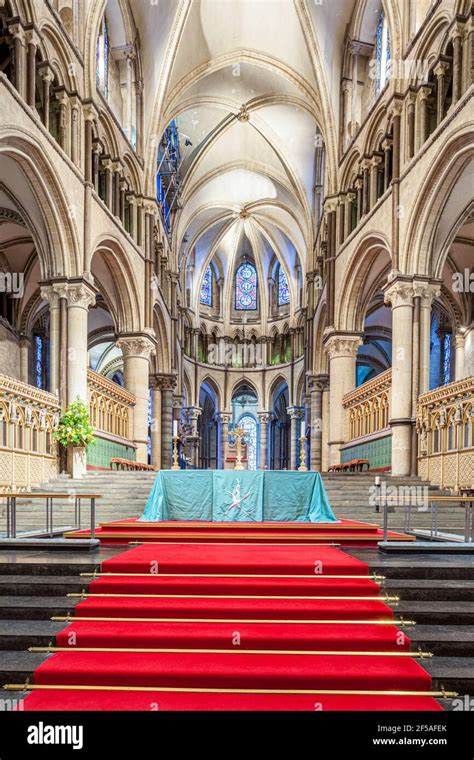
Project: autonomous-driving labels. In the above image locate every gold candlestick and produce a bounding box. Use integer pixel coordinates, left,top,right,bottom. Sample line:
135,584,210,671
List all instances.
298,435,308,471
233,426,245,471
171,435,180,470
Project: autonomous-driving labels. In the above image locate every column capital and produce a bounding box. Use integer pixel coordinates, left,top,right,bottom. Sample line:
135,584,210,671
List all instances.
434,60,450,79
83,102,99,123
65,281,96,310
307,373,329,392
388,100,403,119
40,284,61,309
25,27,41,47
384,279,416,309
257,411,272,424
8,22,26,42
117,334,155,360
37,61,55,83
287,406,303,420
323,332,363,360
417,85,432,102
153,372,177,391
216,411,232,424
412,280,441,306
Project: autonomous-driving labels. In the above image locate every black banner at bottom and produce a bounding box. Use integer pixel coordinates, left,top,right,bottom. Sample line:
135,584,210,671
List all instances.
0,710,472,758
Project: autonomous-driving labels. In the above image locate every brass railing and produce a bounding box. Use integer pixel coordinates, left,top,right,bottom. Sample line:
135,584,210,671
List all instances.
417,376,474,492
0,374,60,490
87,369,135,440
343,369,391,441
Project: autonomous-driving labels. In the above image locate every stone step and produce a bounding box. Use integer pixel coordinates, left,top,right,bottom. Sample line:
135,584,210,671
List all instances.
0,576,87,596
0,596,76,620
410,625,474,657
0,621,65,651
385,579,474,601
0,651,51,686
424,656,474,694
393,600,474,625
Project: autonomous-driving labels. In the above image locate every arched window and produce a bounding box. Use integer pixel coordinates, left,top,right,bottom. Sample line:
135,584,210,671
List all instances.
239,414,257,470
277,266,290,306
200,265,213,306
375,11,391,95
235,263,257,310
96,16,109,97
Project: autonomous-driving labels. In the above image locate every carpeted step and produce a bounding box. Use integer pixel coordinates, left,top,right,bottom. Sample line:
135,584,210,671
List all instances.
101,543,370,576
88,575,381,597
19,689,443,711
31,649,433,691
73,594,394,622
55,619,410,652
100,519,380,534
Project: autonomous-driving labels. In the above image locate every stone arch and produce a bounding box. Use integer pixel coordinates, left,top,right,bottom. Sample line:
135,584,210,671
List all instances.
152,303,171,375
404,126,474,276
337,234,392,332
0,130,81,278
90,237,142,333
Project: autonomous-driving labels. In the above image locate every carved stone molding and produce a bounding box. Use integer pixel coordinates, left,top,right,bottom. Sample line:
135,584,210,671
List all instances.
324,334,363,360
117,336,155,360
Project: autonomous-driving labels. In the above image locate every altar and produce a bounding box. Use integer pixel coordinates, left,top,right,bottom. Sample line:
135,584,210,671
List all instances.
140,470,337,523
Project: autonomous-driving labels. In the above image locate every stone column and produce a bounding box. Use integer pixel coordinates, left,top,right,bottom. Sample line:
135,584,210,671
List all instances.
324,334,362,466
355,178,363,224
150,381,161,469
40,285,61,397
455,333,466,380
117,336,155,463
66,282,96,404
38,65,54,132
103,159,113,209
287,406,303,471
384,281,416,477
417,86,431,150
70,96,80,166
25,29,40,108
56,90,68,153
405,93,416,160
361,160,370,215
419,283,441,394
83,104,98,276
19,335,30,385
156,375,176,469
370,155,382,206
309,374,328,471
113,163,122,219
382,138,392,190
434,61,449,125
217,412,232,470
321,381,330,472
8,23,26,98
451,26,463,104
257,412,271,470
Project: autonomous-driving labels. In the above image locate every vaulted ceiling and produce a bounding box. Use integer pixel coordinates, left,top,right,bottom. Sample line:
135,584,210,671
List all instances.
130,0,355,324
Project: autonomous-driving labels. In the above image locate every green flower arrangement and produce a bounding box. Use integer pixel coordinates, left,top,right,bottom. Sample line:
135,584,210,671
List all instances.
54,398,96,448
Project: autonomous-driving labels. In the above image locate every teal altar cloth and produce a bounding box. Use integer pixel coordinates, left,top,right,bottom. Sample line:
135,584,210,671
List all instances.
140,470,338,523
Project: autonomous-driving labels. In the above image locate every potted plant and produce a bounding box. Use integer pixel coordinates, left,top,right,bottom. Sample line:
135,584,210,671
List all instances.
54,398,95,478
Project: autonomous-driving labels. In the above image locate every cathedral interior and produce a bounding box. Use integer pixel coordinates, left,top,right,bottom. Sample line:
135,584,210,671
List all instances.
0,0,473,722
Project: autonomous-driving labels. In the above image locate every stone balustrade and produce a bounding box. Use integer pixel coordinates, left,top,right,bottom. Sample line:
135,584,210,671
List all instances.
0,374,60,490
417,376,474,492
343,369,391,441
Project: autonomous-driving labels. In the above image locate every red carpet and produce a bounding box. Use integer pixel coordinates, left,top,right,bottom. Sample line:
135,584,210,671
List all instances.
65,518,415,546
18,534,442,711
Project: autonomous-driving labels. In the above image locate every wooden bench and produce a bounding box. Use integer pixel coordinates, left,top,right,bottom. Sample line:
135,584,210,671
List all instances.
110,458,156,472
328,459,370,473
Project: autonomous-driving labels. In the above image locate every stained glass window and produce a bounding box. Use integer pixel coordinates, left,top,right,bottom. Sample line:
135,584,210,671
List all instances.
35,335,43,389
375,11,391,95
278,266,290,306
96,17,109,97
235,263,257,310
200,265,213,306
239,414,257,470
443,333,452,385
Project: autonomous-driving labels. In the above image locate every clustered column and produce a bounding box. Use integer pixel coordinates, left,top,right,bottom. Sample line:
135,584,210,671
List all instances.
116,336,154,463
257,412,271,470
324,334,362,467
287,406,303,471
309,374,328,472
217,412,232,470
